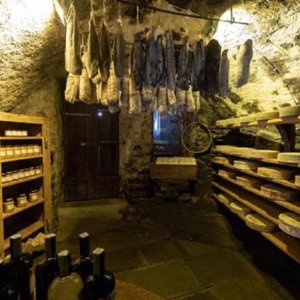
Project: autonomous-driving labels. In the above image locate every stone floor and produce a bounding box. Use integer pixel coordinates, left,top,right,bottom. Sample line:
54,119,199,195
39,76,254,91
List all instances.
53,197,300,300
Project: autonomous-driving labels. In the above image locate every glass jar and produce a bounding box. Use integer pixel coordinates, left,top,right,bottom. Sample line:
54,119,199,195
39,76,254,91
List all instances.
4,130,13,137
33,145,41,155
21,146,28,156
6,172,13,182
12,171,20,181
29,190,39,203
6,146,14,157
35,166,42,175
27,145,34,155
14,146,22,157
16,194,27,207
11,130,18,136
21,130,28,137
3,198,14,213
24,168,31,177
29,167,35,177
18,169,26,179
0,148,6,158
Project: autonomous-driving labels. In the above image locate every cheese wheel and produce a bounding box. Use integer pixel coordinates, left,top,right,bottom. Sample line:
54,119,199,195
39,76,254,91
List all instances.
295,175,300,187
255,111,279,121
279,212,300,238
225,118,239,126
234,160,258,171
257,167,294,180
279,105,300,118
278,153,300,164
246,214,276,232
229,202,251,215
213,156,232,164
232,147,253,156
216,119,227,127
218,169,237,179
249,149,278,160
218,193,234,205
261,184,298,201
236,176,261,188
239,115,256,124
215,145,236,153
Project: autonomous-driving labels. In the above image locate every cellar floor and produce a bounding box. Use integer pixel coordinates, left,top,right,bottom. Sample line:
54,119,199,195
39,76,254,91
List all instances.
48,198,299,299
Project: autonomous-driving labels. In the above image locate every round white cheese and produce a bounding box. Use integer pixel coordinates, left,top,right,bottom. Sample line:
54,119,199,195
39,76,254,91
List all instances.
279,105,300,118
255,111,279,121
246,214,276,232
229,202,251,215
278,153,300,164
257,167,294,180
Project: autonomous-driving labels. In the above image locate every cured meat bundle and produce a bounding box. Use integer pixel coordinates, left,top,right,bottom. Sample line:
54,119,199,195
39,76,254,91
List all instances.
236,39,253,88
156,87,168,113
219,49,229,98
98,19,111,82
65,74,80,103
114,22,126,78
119,76,130,109
186,87,196,112
204,39,221,93
86,13,100,80
107,63,119,105
79,68,93,104
129,79,142,114
191,38,205,92
131,33,145,91
65,3,82,75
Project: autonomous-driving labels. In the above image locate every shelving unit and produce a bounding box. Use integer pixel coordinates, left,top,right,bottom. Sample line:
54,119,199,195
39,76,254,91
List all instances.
0,112,52,257
213,112,300,264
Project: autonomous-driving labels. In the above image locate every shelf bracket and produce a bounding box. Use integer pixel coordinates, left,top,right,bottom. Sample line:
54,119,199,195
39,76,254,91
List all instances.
276,124,296,152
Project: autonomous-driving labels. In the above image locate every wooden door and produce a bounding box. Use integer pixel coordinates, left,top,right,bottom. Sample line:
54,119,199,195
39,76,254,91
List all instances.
62,102,119,201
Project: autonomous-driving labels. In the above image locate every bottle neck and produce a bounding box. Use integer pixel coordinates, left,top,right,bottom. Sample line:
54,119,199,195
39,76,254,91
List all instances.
79,232,90,258
93,248,105,277
58,250,71,278
10,234,22,261
45,234,57,260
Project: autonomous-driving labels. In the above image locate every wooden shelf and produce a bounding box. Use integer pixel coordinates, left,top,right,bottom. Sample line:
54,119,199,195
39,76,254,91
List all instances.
1,154,43,163
213,149,300,168
212,193,300,264
2,199,44,220
4,220,44,250
212,181,283,224
214,174,300,215
2,174,43,188
0,137,42,141
212,159,300,190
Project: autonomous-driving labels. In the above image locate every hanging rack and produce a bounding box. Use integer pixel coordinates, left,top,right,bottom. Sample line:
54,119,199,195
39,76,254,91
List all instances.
116,0,250,25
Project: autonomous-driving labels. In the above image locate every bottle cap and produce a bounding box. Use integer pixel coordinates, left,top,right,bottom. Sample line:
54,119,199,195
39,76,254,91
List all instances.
45,233,56,259
93,247,105,276
10,234,22,260
79,232,90,257
58,250,71,277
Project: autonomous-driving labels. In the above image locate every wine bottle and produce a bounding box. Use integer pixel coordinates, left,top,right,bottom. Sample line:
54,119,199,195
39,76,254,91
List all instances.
6,234,32,300
35,233,59,300
73,232,93,280
80,248,116,300
0,259,18,300
47,250,83,300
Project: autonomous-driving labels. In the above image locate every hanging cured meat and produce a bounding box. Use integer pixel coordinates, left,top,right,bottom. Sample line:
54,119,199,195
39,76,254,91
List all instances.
156,87,168,113
86,13,100,80
114,22,126,78
65,3,82,75
165,30,176,91
98,19,111,82
129,79,142,114
186,87,196,112
120,76,130,109
65,74,80,103
219,49,229,98
236,39,253,88
131,33,145,91
191,38,205,91
107,63,119,105
193,91,201,112
177,37,193,91
204,39,221,93
79,68,93,103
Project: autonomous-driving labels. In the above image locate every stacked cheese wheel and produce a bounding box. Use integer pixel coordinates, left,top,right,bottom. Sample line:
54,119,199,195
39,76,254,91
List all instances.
215,145,236,153
261,184,298,202
279,105,300,118
234,160,258,171
236,176,261,189
279,213,300,238
295,175,300,187
218,193,234,205
229,202,251,216
245,214,276,232
278,153,300,164
257,166,294,180
213,156,232,164
239,115,256,125
218,169,237,179
255,111,279,121
249,149,279,160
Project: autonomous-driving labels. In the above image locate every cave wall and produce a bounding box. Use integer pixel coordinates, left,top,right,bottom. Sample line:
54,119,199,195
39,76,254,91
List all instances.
1,0,300,206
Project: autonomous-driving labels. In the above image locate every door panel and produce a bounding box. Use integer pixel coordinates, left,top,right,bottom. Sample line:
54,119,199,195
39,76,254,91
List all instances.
62,102,119,201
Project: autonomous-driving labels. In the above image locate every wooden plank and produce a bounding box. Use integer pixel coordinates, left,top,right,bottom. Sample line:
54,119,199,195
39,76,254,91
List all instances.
3,199,44,220
212,193,300,264
214,173,300,215
42,121,53,233
212,159,300,190
150,163,197,180
2,174,43,188
0,112,44,124
1,154,43,164
3,220,44,250
0,137,43,141
212,181,282,224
